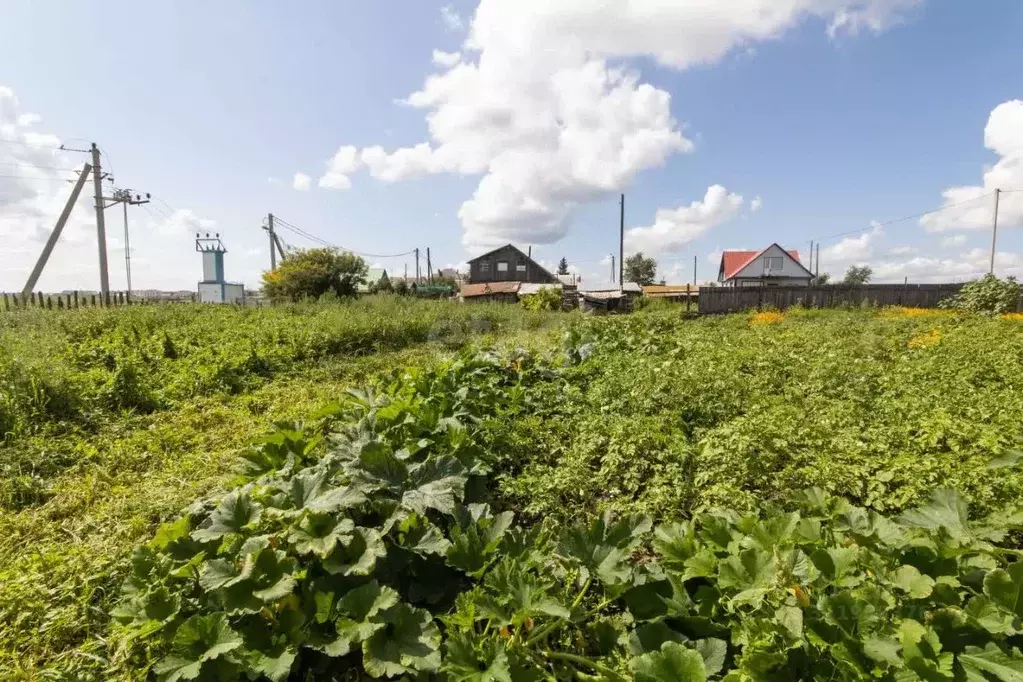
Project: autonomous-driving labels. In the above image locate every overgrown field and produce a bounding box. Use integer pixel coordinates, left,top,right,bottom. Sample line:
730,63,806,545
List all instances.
3,303,1023,680
0,297,561,679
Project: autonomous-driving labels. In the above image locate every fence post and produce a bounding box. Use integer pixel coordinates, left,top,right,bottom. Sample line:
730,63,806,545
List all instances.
46,296,53,310
91,294,96,306
2,293,8,312
73,291,79,308
66,294,71,309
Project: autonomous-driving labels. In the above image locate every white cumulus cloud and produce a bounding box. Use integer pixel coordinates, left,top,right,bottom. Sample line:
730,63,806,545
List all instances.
440,5,463,31
625,185,744,254
319,145,362,190
292,172,311,191
318,0,921,249
941,234,967,248
750,196,763,212
432,50,462,68
921,100,1023,232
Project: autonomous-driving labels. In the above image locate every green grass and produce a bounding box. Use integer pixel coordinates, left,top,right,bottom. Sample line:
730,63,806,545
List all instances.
0,297,564,679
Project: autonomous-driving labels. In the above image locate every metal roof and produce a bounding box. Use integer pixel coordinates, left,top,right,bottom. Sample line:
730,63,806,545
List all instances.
642,284,698,296
720,245,805,280
460,281,521,297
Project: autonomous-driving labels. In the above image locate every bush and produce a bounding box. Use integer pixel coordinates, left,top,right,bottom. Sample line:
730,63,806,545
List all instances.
940,274,1021,314
262,248,368,302
520,286,562,311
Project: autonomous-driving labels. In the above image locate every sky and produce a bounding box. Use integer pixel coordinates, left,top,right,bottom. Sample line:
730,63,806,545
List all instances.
2,0,1023,292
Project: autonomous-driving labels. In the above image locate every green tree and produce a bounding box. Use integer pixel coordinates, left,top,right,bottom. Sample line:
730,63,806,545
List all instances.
811,273,831,286
261,248,367,302
557,257,570,275
843,265,872,285
377,271,393,293
624,253,657,285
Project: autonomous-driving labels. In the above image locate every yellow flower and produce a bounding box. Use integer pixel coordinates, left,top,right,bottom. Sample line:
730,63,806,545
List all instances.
908,329,942,349
879,307,955,318
1002,312,1023,321
749,311,785,327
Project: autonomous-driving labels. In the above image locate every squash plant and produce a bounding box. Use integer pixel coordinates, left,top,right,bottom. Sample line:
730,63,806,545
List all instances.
113,350,1023,680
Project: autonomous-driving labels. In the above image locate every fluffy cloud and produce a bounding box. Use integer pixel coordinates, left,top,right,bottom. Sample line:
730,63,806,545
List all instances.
816,221,888,273
432,50,461,68
941,234,967,248
292,172,311,191
318,145,362,189
321,0,919,249
921,100,1023,232
440,5,463,31
750,196,763,212
624,185,744,254
872,249,1022,282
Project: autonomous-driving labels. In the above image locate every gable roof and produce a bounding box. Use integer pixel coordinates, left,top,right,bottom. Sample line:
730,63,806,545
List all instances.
467,243,556,280
719,244,808,281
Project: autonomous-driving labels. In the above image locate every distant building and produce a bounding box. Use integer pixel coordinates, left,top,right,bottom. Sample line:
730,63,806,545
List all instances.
196,234,245,304
718,244,812,287
467,244,557,284
460,281,521,303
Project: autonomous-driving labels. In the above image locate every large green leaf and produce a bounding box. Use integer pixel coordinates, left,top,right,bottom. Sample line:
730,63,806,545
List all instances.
317,581,400,657
899,488,971,540
191,492,262,542
403,455,467,516
153,613,243,682
362,603,442,677
632,641,707,682
443,632,512,682
447,507,514,577
965,596,1015,634
286,512,355,558
322,527,387,576
960,644,1023,681
559,511,650,586
893,565,935,599
984,562,1023,618
717,548,773,591
692,638,727,676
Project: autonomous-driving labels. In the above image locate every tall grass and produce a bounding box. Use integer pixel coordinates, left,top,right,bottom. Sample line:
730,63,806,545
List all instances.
0,296,559,440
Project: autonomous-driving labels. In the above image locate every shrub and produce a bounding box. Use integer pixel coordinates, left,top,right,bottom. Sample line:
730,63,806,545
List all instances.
262,248,368,302
520,286,562,311
940,274,1022,315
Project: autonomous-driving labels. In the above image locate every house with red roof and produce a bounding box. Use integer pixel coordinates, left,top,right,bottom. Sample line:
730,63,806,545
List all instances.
717,244,813,287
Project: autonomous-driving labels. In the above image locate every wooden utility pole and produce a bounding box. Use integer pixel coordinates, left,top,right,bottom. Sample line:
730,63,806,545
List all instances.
23,163,93,298
415,248,420,282
91,143,111,303
815,243,820,279
610,255,615,283
693,255,697,289
426,247,433,283
808,240,814,274
619,194,625,288
990,188,1001,275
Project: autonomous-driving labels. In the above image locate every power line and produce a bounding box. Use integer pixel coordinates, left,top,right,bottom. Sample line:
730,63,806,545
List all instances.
0,138,62,150
272,214,416,258
0,161,75,172
0,173,77,181
815,191,995,243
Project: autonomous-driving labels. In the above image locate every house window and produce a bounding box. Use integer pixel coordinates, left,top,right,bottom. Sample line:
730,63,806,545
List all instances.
764,256,783,271
497,261,509,273
480,261,490,273
516,260,526,273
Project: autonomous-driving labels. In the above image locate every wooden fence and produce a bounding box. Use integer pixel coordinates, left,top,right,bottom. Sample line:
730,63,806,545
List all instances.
1,291,197,311
698,283,973,315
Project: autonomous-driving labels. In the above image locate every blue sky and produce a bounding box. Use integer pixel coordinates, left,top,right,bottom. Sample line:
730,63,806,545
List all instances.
1,0,1022,291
